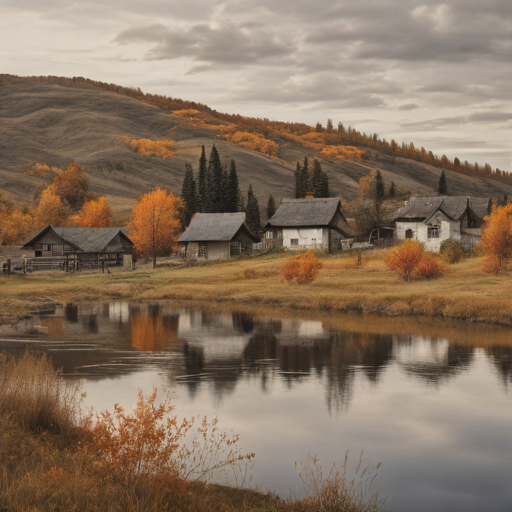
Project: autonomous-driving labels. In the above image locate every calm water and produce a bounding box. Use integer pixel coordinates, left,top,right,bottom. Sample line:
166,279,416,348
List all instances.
1,302,512,512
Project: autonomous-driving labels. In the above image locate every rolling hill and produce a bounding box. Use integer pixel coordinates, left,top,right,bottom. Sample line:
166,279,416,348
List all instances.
1,77,510,218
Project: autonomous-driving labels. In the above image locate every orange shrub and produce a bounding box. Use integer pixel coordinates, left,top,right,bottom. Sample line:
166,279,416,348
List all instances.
319,145,363,160
385,240,424,281
481,254,501,275
220,129,279,156
414,253,445,279
281,252,323,284
119,137,177,158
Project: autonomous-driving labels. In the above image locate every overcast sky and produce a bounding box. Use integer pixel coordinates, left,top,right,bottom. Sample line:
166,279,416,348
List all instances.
1,0,511,171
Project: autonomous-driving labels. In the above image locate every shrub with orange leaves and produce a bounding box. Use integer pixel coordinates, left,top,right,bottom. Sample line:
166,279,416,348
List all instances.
129,187,183,268
480,204,512,274
414,253,445,279
74,196,113,227
384,240,424,281
119,137,177,159
52,162,89,211
220,130,279,156
319,145,363,160
0,207,35,245
281,252,323,284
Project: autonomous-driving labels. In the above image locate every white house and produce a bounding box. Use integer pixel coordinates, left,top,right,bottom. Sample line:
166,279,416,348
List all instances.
392,196,491,251
264,198,350,251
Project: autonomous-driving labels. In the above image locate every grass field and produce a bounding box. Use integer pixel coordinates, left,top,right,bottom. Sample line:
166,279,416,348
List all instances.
2,250,512,326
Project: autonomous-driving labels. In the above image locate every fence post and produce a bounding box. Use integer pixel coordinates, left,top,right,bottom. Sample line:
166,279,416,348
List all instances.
357,249,362,266
7,259,11,276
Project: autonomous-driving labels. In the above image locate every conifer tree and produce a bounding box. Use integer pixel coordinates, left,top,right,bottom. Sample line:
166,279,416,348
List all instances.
312,160,322,196
197,146,207,212
205,145,223,212
317,169,330,198
389,181,396,199
227,159,240,213
374,170,385,221
438,170,447,195
302,157,309,197
295,162,302,199
245,185,261,235
267,195,276,220
181,162,197,226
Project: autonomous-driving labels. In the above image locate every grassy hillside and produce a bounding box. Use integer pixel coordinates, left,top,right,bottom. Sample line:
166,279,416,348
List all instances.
1,78,510,217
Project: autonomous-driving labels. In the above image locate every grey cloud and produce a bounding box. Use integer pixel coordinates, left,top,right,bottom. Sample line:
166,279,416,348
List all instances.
398,104,420,111
401,111,512,130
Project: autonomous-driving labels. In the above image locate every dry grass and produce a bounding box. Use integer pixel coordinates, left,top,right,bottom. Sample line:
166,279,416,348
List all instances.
3,250,512,325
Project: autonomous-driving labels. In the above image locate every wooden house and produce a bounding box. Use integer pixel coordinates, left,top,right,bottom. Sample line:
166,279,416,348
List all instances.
264,198,350,251
21,225,134,269
392,196,491,251
179,213,260,260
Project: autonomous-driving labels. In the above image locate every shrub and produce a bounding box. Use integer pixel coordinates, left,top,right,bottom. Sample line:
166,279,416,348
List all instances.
281,252,323,284
481,254,501,275
440,239,466,264
415,253,445,279
384,240,423,281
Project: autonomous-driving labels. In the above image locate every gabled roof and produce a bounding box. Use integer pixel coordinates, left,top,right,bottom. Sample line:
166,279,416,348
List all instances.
393,196,491,222
266,198,344,227
179,213,260,243
22,225,133,252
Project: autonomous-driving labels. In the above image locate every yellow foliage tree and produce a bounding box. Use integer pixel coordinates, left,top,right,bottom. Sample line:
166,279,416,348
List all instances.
129,188,183,268
220,130,279,156
36,186,70,226
0,208,35,245
481,204,512,274
384,240,424,281
52,161,89,211
75,196,113,227
120,137,177,158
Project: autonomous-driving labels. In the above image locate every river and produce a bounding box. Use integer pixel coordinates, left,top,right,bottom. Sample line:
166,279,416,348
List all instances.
1,301,512,512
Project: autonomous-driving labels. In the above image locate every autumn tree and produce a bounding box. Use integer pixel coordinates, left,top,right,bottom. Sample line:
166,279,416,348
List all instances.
181,163,197,226
52,161,89,211
129,188,183,269
438,170,447,195
0,197,35,245
36,186,70,226
75,196,113,227
480,204,512,274
245,185,261,235
385,240,424,281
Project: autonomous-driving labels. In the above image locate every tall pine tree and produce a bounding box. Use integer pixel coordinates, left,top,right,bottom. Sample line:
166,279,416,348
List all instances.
295,162,302,199
227,159,240,213
438,170,447,195
181,162,197,226
197,146,207,212
267,195,276,220
245,185,261,235
205,145,223,212
388,181,396,198
374,169,385,221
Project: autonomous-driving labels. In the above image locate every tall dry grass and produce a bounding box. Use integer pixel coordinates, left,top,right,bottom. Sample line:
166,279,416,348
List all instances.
0,351,82,435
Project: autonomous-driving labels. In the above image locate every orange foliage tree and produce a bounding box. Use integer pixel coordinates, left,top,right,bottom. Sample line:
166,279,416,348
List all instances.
52,162,89,211
220,129,279,156
75,196,113,227
480,204,512,274
0,196,35,245
281,252,323,284
129,188,183,268
414,253,445,279
120,137,177,158
36,186,70,226
384,240,424,281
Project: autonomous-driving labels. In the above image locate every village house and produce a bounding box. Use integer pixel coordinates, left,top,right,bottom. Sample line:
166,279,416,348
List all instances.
179,212,260,260
21,225,134,270
264,198,350,251
392,196,491,251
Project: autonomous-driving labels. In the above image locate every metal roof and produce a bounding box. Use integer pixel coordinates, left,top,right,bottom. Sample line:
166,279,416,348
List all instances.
393,196,491,222
22,225,133,252
179,213,259,242
267,198,343,227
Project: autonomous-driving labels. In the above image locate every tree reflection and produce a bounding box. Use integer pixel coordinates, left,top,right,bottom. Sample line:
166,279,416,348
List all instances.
486,345,512,387
130,304,180,351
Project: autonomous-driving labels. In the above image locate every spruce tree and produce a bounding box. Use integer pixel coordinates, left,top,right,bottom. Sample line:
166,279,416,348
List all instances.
438,170,447,195
197,146,207,212
374,170,385,222
301,157,310,197
181,162,197,226
227,159,240,213
245,185,261,235
312,160,322,197
389,181,396,199
295,162,302,199
317,168,330,198
267,195,276,220
206,145,223,212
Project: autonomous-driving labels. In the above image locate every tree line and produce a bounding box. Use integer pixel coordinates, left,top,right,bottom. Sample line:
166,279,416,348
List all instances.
294,157,330,199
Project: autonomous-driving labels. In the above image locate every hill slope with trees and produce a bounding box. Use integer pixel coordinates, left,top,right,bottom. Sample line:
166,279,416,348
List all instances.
1,75,511,218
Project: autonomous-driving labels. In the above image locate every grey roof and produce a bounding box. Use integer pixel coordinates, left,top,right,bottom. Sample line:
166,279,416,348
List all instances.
267,198,343,227
22,225,133,252
179,213,259,242
393,196,491,222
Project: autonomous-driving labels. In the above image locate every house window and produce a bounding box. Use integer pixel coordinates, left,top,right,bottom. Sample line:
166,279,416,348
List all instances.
266,230,273,239
276,230,283,239
43,244,51,252
428,226,440,238
198,244,208,258
405,229,413,239
230,242,242,256
291,239,298,246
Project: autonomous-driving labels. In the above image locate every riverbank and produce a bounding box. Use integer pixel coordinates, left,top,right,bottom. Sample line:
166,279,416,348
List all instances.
1,250,512,325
